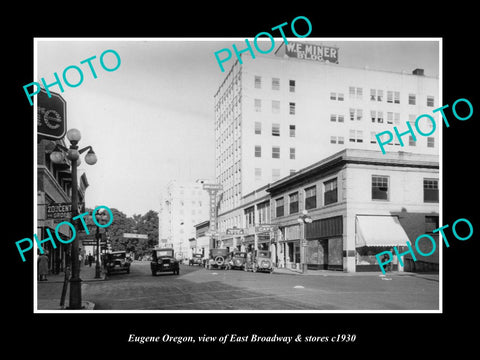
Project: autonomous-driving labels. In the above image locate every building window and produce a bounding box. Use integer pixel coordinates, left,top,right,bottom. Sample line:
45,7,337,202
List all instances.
409,135,416,146
377,90,383,101
356,109,362,121
349,130,363,143
255,168,262,181
330,114,337,122
254,99,261,112
289,102,296,115
272,100,280,114
394,112,400,124
370,132,377,144
427,137,435,148
289,192,299,214
338,93,344,101
324,178,338,205
254,145,261,157
372,175,389,200
289,80,295,92
289,125,296,137
272,146,280,158
338,136,344,144
272,77,280,90
245,206,255,227
394,91,400,104
349,86,362,99
349,130,356,143
330,136,337,144
305,186,317,210
377,111,384,123
338,114,345,122
371,110,376,122
350,109,355,121
254,121,261,135
409,94,416,105
387,112,393,124
275,197,284,217
254,76,261,89
427,96,435,107
257,201,269,224
370,89,376,101
272,168,281,181
272,123,280,136
424,178,439,203
330,92,336,100
290,169,296,175
387,91,393,103
290,147,296,159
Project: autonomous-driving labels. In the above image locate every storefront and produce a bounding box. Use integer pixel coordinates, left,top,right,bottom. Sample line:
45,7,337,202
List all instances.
277,224,301,270
305,216,343,271
355,215,408,271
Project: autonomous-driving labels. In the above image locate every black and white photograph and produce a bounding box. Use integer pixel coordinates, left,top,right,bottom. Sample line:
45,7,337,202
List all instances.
34,38,442,312
7,5,479,354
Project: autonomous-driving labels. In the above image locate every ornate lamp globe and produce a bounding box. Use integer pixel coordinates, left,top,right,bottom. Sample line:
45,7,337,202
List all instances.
66,128,82,143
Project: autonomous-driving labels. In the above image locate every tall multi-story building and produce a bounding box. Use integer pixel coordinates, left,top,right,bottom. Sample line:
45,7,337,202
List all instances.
214,41,440,224
158,179,211,259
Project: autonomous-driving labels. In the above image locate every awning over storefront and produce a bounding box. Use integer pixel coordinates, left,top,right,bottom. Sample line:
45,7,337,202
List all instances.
356,215,410,247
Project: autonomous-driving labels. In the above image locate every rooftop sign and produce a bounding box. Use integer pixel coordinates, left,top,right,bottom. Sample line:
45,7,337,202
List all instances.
285,42,339,64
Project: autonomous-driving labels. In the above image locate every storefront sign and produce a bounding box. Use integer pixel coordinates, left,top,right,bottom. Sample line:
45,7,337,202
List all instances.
46,203,72,219
226,228,245,235
285,42,339,63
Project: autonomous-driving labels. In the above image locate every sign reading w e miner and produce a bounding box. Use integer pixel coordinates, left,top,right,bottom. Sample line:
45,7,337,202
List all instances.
285,42,339,63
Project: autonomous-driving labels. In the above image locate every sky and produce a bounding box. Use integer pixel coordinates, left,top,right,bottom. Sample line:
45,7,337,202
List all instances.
36,38,440,217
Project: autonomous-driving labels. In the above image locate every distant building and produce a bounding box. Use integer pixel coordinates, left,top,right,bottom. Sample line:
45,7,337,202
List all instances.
158,180,211,259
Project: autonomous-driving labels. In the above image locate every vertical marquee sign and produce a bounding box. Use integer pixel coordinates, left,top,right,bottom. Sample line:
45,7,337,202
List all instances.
202,183,223,236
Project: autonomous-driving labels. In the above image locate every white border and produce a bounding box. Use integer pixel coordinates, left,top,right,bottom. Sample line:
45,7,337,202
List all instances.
33,37,442,314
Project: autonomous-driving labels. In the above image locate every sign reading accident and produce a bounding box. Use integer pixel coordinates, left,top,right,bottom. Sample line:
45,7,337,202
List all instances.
37,88,67,139
285,42,339,63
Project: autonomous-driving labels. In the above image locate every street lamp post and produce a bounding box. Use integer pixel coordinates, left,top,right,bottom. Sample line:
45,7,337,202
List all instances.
297,210,313,274
50,128,97,309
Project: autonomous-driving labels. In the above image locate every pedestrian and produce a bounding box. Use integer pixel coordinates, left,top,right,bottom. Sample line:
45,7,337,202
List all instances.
88,254,93,267
382,252,390,273
79,254,83,267
38,252,49,281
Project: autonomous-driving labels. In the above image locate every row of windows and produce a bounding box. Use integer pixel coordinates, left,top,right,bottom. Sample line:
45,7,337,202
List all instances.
330,110,430,125
339,87,435,106
254,145,296,159
254,99,296,114
275,179,338,217
254,122,296,137
274,176,438,218
254,75,296,92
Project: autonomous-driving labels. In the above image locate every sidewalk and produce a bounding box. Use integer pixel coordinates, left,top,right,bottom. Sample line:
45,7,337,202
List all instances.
36,262,105,311
272,266,439,280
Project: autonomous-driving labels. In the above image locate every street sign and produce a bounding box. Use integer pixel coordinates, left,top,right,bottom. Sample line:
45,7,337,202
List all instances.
202,183,223,191
82,241,106,246
46,203,72,220
38,88,67,139
123,233,148,239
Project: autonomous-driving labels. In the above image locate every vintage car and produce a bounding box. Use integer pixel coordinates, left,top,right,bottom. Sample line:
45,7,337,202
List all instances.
244,250,274,273
230,251,247,270
150,247,180,276
189,253,203,266
207,248,229,270
104,251,131,275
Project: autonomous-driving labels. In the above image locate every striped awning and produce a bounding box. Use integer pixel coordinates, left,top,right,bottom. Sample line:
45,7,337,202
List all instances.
356,215,410,247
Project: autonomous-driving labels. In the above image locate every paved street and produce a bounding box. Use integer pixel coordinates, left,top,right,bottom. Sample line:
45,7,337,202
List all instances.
37,261,439,311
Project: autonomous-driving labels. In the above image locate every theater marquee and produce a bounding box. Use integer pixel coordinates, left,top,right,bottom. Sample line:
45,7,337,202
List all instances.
285,42,339,63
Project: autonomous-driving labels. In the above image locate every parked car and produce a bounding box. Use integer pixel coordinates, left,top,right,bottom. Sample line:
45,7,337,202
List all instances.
230,251,247,270
244,250,274,273
150,248,180,276
189,253,203,266
104,251,131,275
207,248,229,270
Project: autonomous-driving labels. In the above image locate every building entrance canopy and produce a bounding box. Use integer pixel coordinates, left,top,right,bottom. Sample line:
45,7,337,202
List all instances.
355,215,409,247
